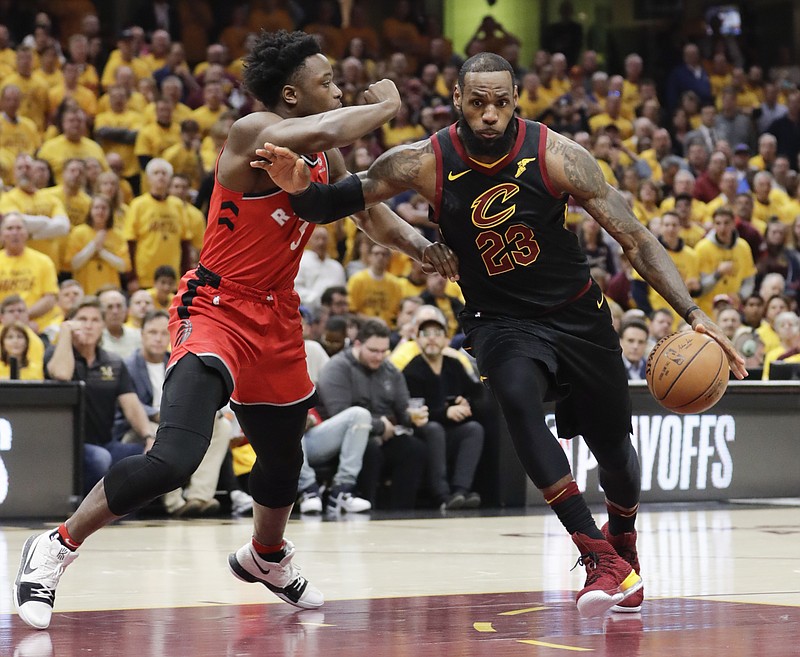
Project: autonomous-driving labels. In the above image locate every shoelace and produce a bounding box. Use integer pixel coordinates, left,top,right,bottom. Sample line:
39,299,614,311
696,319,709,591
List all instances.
571,552,599,574
28,560,69,603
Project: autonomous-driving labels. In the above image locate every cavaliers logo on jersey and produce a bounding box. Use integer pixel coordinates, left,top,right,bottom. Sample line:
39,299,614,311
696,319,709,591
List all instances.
470,183,520,229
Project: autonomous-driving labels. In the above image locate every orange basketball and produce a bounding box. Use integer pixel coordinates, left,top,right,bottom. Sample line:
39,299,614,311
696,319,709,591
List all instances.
645,331,730,414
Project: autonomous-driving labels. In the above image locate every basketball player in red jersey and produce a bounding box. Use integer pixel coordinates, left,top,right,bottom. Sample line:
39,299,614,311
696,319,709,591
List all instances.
256,52,748,618
14,30,458,630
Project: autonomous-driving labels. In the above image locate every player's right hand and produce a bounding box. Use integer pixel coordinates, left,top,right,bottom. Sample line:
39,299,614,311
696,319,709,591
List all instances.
252,143,311,195
363,79,401,110
689,310,748,380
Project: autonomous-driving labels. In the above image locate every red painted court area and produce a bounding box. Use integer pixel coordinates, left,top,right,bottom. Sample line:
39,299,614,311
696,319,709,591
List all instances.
4,591,799,657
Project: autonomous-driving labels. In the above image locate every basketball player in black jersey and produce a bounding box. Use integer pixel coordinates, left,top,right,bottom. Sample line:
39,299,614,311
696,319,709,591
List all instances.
255,52,747,618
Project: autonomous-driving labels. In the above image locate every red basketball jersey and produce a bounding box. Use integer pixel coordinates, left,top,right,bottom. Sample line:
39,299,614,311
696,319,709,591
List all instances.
199,150,330,290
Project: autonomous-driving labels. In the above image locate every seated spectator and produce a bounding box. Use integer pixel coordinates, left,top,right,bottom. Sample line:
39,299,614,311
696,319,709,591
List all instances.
317,319,427,509
390,295,424,350
0,213,59,331
296,405,373,515
347,243,404,325
124,158,192,290
0,295,46,367
295,226,347,313
420,272,464,339
146,265,177,311
320,315,348,357
757,293,791,354
98,288,142,359
647,308,674,351
762,310,800,379
619,318,649,380
126,288,155,329
695,207,756,315
716,306,742,340
45,296,153,494
403,314,484,510
0,322,43,380
65,195,131,296
0,154,69,271
41,279,85,343
390,304,476,374
113,310,232,516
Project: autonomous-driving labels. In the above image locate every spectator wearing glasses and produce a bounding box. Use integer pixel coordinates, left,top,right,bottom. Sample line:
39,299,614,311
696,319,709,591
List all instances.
403,311,485,510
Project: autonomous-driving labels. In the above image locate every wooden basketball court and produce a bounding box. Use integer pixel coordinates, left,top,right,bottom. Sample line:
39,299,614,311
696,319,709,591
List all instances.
1,502,798,656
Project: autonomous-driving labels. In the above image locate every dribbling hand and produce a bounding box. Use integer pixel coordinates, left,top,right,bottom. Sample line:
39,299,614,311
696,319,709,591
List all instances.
688,310,748,380
251,143,311,194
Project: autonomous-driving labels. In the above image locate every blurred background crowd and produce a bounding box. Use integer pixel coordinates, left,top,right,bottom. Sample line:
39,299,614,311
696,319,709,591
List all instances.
1,0,799,516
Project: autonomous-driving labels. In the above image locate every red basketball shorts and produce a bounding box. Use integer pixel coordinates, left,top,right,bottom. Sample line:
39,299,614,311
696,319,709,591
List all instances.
167,265,314,406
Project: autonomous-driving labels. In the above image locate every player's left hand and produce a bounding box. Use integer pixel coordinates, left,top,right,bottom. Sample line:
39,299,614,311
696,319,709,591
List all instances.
421,242,459,281
690,311,747,380
251,143,311,194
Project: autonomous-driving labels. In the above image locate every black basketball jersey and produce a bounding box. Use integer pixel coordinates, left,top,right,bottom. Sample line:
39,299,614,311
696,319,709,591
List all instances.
429,118,590,317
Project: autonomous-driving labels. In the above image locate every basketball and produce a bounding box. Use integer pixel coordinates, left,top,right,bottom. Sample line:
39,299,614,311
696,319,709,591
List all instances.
645,331,730,414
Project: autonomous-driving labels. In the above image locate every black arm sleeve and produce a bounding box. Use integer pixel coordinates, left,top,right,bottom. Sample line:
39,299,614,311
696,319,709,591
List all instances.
288,173,365,224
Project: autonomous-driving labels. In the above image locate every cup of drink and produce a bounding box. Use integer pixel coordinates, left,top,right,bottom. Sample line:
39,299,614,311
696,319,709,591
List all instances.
408,397,426,422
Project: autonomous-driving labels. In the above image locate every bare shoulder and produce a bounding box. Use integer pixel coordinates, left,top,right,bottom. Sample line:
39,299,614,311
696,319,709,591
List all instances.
544,129,606,202
226,112,280,154
219,112,281,192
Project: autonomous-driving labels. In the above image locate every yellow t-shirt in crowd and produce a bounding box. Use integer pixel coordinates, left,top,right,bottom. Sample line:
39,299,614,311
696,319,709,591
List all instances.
123,194,191,287
347,269,404,326
64,225,131,295
0,113,41,157
0,188,67,269
0,247,59,325
94,108,145,178
694,236,757,315
36,135,109,184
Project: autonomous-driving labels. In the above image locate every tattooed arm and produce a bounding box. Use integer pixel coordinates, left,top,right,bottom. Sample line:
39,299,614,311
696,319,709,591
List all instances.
544,130,746,378
327,147,458,278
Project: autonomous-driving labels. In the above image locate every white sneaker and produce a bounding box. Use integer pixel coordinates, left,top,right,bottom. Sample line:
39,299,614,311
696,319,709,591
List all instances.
230,489,254,516
228,539,323,609
298,490,323,514
14,530,79,630
327,490,371,514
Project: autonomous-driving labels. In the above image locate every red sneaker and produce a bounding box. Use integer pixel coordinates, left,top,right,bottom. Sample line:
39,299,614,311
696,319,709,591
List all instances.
571,532,643,618
602,523,643,612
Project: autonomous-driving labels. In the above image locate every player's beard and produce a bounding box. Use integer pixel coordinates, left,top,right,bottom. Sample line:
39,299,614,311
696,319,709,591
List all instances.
456,113,517,158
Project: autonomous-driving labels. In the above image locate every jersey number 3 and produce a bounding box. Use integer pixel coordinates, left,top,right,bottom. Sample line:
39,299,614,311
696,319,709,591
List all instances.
475,223,540,276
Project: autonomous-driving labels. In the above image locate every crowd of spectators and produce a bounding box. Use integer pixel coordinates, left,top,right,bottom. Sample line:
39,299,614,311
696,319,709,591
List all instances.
1,0,800,514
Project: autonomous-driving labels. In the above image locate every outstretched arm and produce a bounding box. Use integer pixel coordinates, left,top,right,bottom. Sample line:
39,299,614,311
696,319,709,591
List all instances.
544,130,747,379
230,79,402,159
252,139,436,216
254,143,457,279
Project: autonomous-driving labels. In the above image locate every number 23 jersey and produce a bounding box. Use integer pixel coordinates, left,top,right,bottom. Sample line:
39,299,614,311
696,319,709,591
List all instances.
200,151,330,291
429,118,590,317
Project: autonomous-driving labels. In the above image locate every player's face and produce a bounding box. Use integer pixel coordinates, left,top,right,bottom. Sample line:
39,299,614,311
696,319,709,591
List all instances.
454,71,518,158
295,54,342,115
